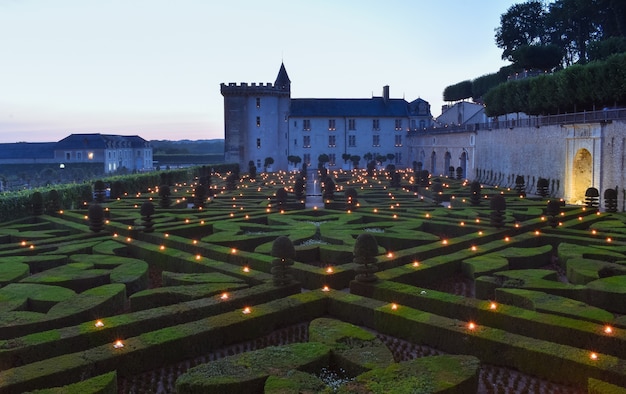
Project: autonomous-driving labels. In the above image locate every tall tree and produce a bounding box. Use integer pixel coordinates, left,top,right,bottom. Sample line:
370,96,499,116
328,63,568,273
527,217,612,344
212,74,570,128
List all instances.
547,0,603,64
595,0,626,38
495,1,548,61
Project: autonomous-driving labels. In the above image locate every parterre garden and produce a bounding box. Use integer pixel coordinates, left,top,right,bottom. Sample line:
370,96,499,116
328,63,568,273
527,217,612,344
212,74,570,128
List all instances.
1,168,626,393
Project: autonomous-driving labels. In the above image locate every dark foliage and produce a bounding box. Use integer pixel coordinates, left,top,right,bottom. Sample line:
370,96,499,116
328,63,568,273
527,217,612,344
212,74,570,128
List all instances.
354,233,378,283
604,188,618,213
585,187,599,209
88,204,105,233
536,178,550,198
490,195,506,228
140,201,155,233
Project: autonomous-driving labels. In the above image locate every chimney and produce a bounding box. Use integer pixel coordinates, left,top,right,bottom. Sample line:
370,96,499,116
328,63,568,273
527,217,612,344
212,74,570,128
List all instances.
383,85,389,102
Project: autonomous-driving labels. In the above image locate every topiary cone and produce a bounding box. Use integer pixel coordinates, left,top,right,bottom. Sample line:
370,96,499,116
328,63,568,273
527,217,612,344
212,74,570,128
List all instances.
354,233,378,282
271,236,295,286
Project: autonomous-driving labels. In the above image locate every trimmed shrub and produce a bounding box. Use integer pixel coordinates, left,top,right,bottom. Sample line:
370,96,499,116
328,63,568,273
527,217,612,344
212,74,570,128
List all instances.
271,236,295,286
140,202,155,233
489,195,506,228
353,233,378,283
88,204,105,233
604,188,618,213
585,187,599,209
31,192,44,216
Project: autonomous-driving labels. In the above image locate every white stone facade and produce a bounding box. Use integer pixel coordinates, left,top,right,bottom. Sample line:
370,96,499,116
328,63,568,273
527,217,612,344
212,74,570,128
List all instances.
411,118,626,208
221,64,432,172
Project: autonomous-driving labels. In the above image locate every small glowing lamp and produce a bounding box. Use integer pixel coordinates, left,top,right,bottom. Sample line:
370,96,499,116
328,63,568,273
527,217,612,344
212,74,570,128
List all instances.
220,292,229,300
242,266,250,273
604,325,613,334
467,322,476,330
242,307,251,314
113,340,124,349
590,352,598,360
326,266,334,274
391,303,398,310
95,320,104,327
322,285,330,292
489,302,497,310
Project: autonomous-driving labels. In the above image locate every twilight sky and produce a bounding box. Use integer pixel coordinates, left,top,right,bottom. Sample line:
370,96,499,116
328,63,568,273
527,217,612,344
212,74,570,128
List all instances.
0,0,518,143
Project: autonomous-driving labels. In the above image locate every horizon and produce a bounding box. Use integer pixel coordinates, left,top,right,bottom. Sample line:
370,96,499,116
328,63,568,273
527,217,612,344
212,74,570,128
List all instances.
0,1,516,143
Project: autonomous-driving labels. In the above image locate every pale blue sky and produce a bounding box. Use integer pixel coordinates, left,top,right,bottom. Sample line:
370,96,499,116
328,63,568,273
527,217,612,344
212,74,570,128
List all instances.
0,0,517,142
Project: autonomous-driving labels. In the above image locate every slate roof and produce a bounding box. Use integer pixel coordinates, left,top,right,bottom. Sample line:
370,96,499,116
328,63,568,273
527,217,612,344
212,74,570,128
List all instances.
290,97,410,117
0,142,55,159
55,134,148,149
274,62,291,91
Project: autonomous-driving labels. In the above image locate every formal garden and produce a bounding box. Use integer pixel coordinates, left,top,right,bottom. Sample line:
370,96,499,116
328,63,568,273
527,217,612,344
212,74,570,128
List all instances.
0,166,625,393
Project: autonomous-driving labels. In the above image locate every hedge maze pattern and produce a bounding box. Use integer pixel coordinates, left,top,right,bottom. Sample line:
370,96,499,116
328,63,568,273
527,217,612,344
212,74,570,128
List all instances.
1,169,626,393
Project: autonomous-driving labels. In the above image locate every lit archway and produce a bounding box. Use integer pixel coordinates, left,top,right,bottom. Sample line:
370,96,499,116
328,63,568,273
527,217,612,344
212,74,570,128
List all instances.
572,148,592,204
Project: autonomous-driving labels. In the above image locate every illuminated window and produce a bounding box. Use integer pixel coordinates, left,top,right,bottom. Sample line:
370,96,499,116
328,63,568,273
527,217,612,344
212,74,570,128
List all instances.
395,135,402,147
328,119,336,131
328,135,336,147
303,136,311,148
373,134,380,147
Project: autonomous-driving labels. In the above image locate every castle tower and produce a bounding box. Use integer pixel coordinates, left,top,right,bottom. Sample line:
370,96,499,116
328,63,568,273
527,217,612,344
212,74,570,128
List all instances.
221,63,291,172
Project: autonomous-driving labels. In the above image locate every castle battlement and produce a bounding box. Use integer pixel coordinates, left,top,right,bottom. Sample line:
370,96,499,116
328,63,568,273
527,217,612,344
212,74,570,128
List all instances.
220,82,289,96
223,82,274,88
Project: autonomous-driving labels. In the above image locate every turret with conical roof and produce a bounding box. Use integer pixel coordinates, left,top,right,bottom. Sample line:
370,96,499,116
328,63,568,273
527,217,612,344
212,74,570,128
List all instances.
221,63,292,171
275,62,291,92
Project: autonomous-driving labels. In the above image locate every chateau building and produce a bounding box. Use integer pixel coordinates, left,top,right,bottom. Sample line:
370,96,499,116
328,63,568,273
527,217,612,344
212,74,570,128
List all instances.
55,134,153,173
0,134,153,174
221,63,433,171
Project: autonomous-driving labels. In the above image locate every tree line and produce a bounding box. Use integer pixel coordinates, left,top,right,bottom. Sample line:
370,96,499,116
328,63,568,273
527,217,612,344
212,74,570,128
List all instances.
484,51,626,116
443,0,626,114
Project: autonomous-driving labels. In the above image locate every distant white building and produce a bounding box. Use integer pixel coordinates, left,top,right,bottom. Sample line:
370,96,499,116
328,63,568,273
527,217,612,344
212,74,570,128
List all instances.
55,134,153,173
221,63,433,171
0,134,153,174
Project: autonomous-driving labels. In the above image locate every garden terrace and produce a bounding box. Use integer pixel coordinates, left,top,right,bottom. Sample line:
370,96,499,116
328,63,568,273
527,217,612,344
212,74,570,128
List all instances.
0,168,625,393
